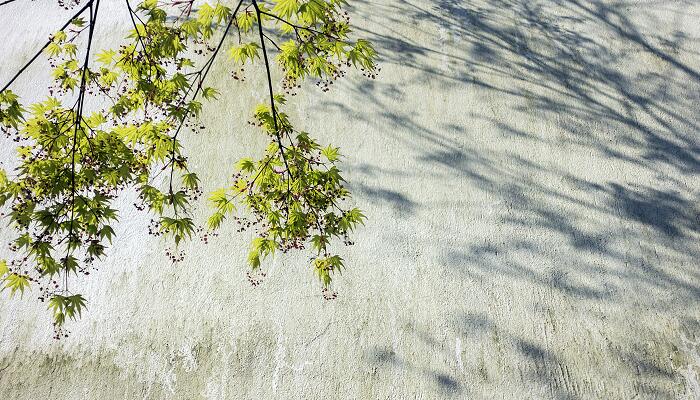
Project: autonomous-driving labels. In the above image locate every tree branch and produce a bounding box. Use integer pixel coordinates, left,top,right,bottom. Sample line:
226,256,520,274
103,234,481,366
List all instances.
165,0,245,207
252,0,292,209
65,0,100,293
0,1,93,93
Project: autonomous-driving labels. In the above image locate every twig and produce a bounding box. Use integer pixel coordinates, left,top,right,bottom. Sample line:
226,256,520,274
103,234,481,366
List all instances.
64,0,100,293
0,1,93,93
252,0,292,211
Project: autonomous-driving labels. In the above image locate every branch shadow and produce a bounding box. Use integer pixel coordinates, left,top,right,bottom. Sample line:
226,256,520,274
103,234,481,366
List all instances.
338,0,700,396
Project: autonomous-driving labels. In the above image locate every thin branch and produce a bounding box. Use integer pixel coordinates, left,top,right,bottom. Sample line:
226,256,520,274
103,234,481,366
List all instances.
126,0,149,52
165,0,245,202
252,0,292,208
0,0,93,93
258,9,347,44
0,0,21,7
65,0,100,293
262,32,281,51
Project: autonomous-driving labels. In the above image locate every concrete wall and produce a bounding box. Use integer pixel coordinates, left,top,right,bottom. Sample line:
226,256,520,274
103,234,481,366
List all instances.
1,0,699,398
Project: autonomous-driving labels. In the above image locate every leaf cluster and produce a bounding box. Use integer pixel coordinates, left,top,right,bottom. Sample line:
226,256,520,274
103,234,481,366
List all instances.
209,98,365,286
0,0,377,334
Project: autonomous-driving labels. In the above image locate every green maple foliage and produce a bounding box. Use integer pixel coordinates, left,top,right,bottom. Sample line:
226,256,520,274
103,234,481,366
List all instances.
0,0,377,337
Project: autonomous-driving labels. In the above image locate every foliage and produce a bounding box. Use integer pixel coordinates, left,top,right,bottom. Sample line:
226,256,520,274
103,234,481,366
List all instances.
0,0,377,337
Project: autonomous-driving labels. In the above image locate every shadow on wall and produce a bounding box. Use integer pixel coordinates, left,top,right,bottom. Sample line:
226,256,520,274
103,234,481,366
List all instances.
325,0,700,305
350,182,418,217
454,312,687,398
347,0,700,173
327,0,700,396
367,346,463,395
364,311,695,399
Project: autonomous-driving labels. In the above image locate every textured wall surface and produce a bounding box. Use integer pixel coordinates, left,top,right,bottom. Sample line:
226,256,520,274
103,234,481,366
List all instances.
1,0,700,399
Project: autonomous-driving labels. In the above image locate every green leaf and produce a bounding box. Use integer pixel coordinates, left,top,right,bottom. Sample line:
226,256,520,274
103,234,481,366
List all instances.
201,87,220,101
3,273,30,297
228,42,260,64
208,211,226,230
311,235,329,253
45,42,62,57
47,294,86,325
96,49,116,65
272,0,300,18
237,11,257,33
71,17,86,27
182,172,200,189
235,158,256,173
321,145,340,162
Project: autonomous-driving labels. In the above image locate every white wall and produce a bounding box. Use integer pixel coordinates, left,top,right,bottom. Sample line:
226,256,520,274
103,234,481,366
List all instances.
1,0,700,398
